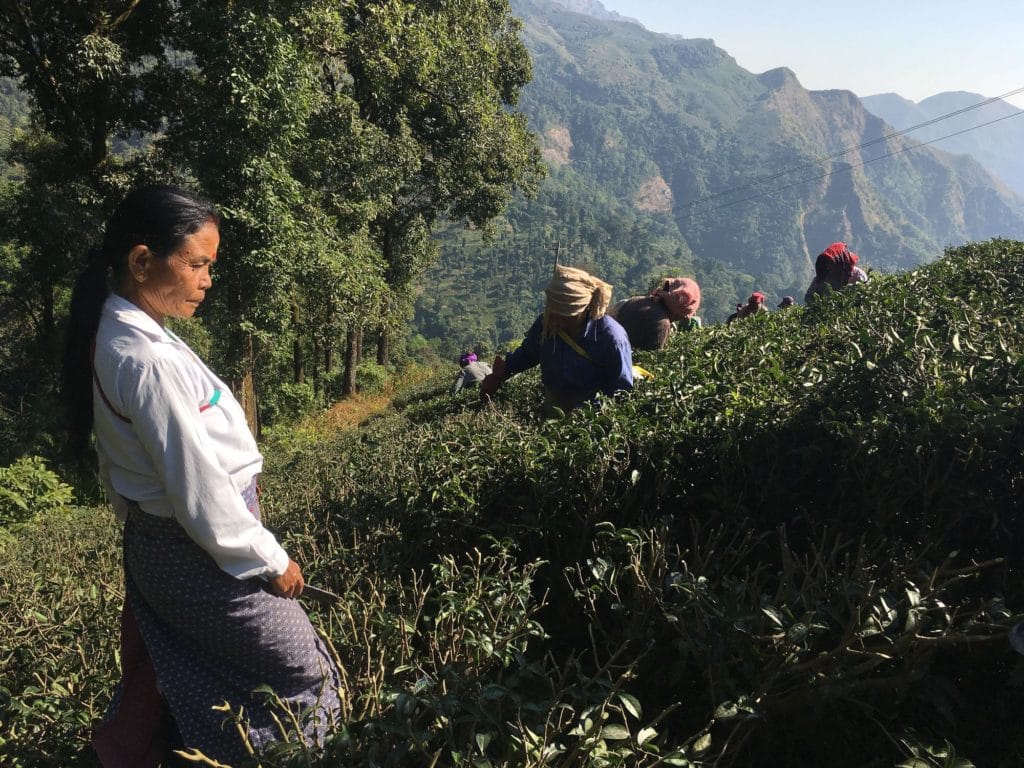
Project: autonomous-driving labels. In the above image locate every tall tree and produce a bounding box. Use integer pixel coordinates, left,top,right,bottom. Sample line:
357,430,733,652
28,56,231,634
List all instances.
0,0,546,455
343,0,545,363
155,4,339,429
0,0,171,345
0,0,172,460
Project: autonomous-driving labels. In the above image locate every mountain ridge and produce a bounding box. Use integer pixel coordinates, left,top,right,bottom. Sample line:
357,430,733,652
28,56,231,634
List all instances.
545,0,639,26
1,8,1020,348
861,89,1024,197
415,0,1024,350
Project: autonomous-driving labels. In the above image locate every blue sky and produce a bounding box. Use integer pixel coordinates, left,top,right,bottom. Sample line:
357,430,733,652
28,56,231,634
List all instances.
598,1,1024,109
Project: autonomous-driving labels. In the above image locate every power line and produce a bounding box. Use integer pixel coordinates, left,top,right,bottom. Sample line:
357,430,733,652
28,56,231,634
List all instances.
684,85,1024,210
688,108,1024,214
685,85,1024,208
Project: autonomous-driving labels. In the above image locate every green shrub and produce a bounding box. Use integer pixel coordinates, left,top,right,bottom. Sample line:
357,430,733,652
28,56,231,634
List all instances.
0,455,74,528
0,506,121,767
256,239,1024,767
355,362,390,394
406,333,430,354
260,380,318,424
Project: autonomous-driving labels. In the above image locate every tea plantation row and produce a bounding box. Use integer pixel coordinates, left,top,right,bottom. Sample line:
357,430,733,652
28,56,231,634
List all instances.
2,239,1022,766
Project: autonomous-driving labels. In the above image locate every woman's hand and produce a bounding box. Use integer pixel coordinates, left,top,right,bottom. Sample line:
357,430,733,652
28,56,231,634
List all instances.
480,355,507,402
479,372,502,401
269,558,304,599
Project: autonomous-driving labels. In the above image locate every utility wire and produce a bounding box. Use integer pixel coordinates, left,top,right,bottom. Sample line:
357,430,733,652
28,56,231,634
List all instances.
684,85,1024,209
689,108,1024,214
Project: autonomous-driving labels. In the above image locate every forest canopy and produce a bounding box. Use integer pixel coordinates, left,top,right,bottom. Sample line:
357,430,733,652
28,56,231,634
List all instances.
0,0,544,465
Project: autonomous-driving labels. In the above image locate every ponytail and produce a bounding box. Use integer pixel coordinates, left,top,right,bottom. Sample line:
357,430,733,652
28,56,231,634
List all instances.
62,248,111,456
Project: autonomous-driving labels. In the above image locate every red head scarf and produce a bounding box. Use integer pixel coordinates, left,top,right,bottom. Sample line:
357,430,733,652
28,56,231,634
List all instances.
652,277,701,320
815,243,859,286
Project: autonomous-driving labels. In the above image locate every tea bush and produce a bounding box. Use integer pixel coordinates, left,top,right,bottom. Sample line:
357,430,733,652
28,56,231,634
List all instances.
259,239,1023,767
2,240,1022,767
0,507,121,766
0,455,75,528
355,362,390,394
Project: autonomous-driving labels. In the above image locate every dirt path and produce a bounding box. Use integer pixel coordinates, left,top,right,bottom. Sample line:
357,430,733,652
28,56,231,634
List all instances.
320,391,394,430
310,363,438,432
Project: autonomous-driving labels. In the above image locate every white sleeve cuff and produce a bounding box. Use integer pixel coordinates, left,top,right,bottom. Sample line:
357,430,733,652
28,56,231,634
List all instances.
262,541,291,579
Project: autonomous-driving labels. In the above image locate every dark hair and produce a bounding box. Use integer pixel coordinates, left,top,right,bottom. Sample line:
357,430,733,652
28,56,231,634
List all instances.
62,185,219,456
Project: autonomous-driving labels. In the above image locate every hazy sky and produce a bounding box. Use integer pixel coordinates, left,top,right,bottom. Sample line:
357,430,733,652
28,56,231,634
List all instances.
598,1,1024,109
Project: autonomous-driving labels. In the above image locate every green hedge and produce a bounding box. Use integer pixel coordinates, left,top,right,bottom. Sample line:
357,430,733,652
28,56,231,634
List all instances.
261,239,1023,767
2,240,1021,767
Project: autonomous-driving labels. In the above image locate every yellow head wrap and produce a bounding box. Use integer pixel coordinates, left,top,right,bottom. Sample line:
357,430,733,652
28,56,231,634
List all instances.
543,265,612,337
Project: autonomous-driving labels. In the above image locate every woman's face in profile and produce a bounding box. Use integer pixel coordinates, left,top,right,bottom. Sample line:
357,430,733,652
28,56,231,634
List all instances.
136,221,219,324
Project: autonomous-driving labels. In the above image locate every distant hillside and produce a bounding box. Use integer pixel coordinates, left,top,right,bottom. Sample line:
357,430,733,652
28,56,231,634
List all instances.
418,0,1024,352
0,77,30,179
862,90,1024,197
0,77,28,131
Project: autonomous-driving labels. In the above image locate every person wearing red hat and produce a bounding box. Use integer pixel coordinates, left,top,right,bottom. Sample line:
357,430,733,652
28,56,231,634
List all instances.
805,242,869,303
730,291,767,322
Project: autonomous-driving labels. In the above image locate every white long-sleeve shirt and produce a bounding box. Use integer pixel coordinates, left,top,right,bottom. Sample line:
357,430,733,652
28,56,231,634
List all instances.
92,294,289,579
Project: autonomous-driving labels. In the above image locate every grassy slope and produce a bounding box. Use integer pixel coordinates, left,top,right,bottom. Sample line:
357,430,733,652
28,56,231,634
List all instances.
2,239,1022,766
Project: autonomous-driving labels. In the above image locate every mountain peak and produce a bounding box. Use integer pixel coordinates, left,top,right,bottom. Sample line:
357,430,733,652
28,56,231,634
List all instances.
758,67,801,91
546,0,640,26
862,90,1024,196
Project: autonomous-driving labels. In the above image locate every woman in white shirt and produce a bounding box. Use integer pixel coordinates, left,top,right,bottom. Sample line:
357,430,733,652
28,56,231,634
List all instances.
63,185,340,767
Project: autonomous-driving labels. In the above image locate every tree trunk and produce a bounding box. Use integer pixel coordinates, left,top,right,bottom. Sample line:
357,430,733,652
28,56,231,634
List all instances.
320,343,332,406
91,83,109,168
342,326,358,397
42,284,55,365
354,326,363,365
312,341,321,398
376,327,389,366
291,296,304,384
378,229,395,367
238,335,260,438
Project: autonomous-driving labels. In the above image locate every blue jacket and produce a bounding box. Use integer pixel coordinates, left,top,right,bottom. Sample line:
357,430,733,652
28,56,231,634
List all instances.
504,314,633,401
